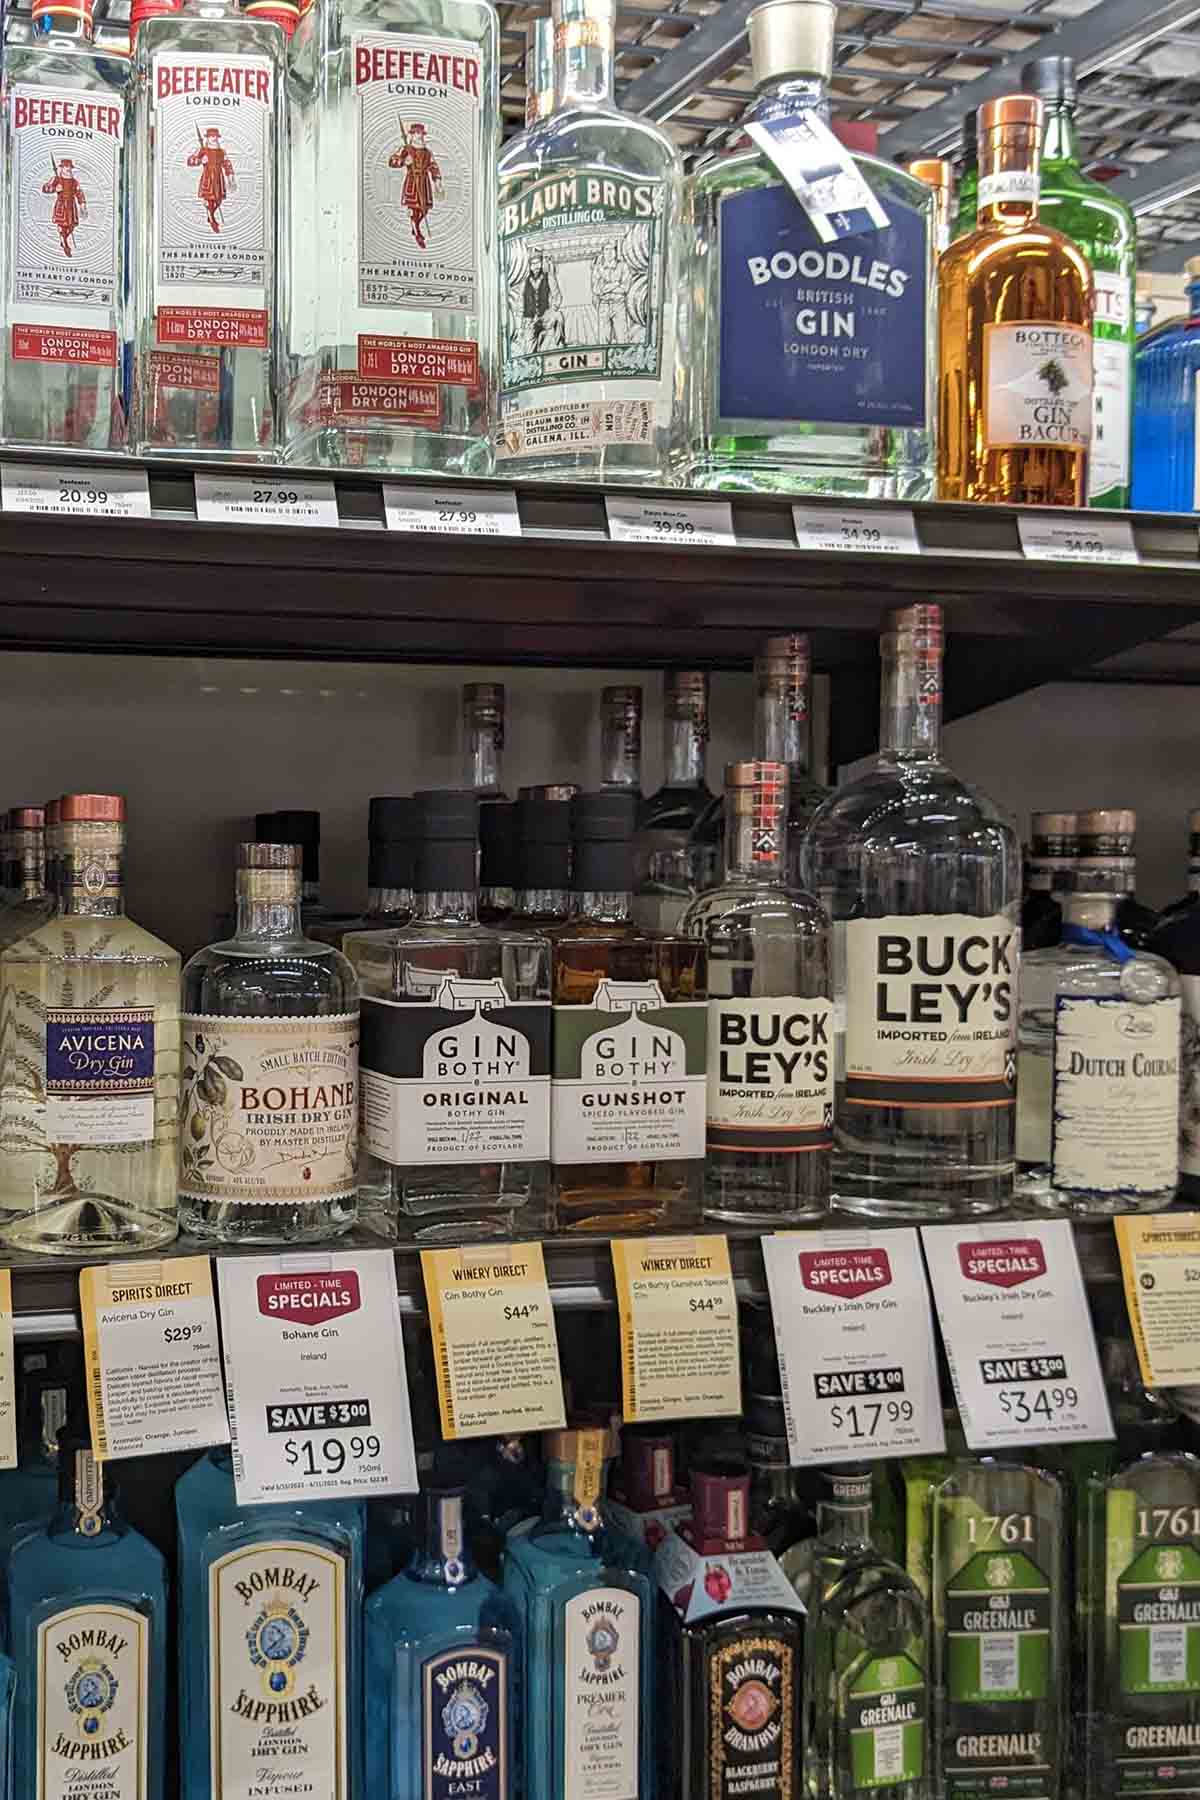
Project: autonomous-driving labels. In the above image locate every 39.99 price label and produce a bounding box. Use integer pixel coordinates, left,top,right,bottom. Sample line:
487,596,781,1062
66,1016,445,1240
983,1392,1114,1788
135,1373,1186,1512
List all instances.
217,1250,418,1506
422,1242,566,1440
762,1228,944,1465
605,494,735,547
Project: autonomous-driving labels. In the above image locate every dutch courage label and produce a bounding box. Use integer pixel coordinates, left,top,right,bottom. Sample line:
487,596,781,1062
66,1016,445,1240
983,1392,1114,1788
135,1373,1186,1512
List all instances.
360,980,550,1167
709,1635,796,1800
844,914,1017,1110
706,997,833,1154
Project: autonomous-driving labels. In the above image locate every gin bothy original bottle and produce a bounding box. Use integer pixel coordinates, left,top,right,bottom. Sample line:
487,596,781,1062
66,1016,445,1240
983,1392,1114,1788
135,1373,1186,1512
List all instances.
677,0,935,494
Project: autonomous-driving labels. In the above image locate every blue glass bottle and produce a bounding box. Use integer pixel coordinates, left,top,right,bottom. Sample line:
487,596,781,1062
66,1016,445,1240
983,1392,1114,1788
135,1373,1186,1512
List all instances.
367,1481,520,1800
1132,260,1200,511
175,1445,365,1800
503,1426,655,1800
0,1648,13,1800
0,1347,73,1560
7,1421,167,1800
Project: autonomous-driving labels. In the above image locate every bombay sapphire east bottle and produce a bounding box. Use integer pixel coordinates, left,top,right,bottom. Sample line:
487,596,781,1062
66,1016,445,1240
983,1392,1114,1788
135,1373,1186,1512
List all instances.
367,1481,519,1800
175,1445,365,1800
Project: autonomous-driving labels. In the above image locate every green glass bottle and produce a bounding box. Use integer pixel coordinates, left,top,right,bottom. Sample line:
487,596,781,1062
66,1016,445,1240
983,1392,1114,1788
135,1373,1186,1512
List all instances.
1022,56,1135,508
951,109,977,241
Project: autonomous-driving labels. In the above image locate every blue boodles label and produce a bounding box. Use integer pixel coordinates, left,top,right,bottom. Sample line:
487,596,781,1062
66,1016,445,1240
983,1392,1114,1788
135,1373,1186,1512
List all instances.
718,183,927,427
423,1646,508,1800
45,1006,157,1146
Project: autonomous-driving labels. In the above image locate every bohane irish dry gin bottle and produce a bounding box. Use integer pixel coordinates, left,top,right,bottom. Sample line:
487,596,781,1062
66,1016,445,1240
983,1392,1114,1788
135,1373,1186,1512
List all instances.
2,0,131,451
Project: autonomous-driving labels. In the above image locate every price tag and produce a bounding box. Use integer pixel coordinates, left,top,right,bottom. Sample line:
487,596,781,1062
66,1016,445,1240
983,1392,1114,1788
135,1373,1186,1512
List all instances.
80,1257,228,1461
217,1250,418,1506
1116,1213,1200,1387
792,504,920,556
0,1273,15,1472
611,1235,741,1423
1017,513,1138,564
605,494,735,547
2,463,151,520
383,484,522,536
194,471,339,528
421,1242,566,1440
761,1229,944,1465
921,1221,1113,1448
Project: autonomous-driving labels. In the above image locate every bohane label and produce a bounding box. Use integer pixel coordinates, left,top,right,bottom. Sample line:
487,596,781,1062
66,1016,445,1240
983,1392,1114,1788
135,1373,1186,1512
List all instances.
551,980,706,1165
38,1603,150,1800
45,1006,156,1146
423,1646,508,1800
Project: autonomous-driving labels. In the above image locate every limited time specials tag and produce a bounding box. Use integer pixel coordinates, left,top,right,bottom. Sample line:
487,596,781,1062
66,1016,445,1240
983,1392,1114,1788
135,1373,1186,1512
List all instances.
194,471,339,528
792,504,920,556
1,463,151,520
0,1273,15,1472
921,1221,1113,1448
762,1228,944,1465
422,1242,566,1440
1116,1213,1200,1387
611,1235,741,1422
605,494,735,547
80,1256,228,1461
217,1250,418,1506
383,484,522,536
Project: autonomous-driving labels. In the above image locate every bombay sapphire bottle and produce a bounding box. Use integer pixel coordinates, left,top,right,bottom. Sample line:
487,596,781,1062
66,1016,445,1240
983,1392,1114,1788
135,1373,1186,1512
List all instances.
366,1481,519,1800
1132,257,1200,511
175,1445,365,1800
502,1426,655,1800
0,1346,74,1556
8,1420,167,1800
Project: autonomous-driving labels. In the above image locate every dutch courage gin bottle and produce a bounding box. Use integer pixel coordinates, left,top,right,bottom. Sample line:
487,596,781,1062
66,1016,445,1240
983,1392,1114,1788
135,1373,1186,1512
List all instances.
803,605,1021,1218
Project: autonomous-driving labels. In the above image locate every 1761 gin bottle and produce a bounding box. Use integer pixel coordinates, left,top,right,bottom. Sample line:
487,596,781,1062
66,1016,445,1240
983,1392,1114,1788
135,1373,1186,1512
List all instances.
2,0,131,451
803,605,1020,1218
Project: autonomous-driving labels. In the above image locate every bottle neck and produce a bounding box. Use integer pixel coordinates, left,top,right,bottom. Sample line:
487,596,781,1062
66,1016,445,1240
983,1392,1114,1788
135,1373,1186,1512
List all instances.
56,1447,114,1538
366,885,414,920
574,888,632,924
541,1457,603,1535
724,790,787,884
466,722,504,796
879,637,942,759
602,718,642,791
1188,278,1200,319
413,1493,474,1587
235,870,303,938
1040,99,1080,166
12,830,46,902
664,715,707,788
555,10,615,107
515,887,573,920
978,119,1042,228
1064,893,1119,931
34,8,96,43
817,1496,873,1552
753,71,829,120
59,824,126,919
413,887,479,926
756,677,812,781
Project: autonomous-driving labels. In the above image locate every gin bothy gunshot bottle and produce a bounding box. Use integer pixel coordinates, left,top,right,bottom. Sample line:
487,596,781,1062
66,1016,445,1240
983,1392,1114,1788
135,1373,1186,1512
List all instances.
802,605,1021,1218
283,0,497,473
496,0,682,482
677,0,935,494
2,0,131,451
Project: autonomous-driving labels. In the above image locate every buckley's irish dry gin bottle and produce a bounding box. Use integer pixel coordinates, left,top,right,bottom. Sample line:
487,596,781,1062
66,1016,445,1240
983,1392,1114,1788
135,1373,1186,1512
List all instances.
496,0,682,483
677,0,934,494
283,0,497,473
2,0,131,451
802,605,1020,1219
756,634,829,880
131,0,290,459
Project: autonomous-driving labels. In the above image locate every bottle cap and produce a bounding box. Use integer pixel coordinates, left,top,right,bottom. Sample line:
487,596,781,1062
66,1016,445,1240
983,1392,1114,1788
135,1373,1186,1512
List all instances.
1189,808,1200,833
602,683,642,711
886,602,943,641
664,669,709,720
254,810,278,840
369,836,415,890
724,760,789,832
820,1466,873,1505
479,800,520,888
413,790,479,891
368,796,414,842
1021,54,1076,104
243,0,299,31
32,0,95,23
45,798,62,826
1186,256,1200,279
519,784,580,803
1030,810,1076,838
9,807,45,829
691,1463,751,1542
1077,807,1136,838
413,789,480,841
621,1429,676,1507
961,106,977,154
518,796,573,891
240,841,302,869
978,93,1042,135
518,796,574,847
59,794,125,822
129,0,182,39
572,790,638,842
905,157,954,194
748,0,834,85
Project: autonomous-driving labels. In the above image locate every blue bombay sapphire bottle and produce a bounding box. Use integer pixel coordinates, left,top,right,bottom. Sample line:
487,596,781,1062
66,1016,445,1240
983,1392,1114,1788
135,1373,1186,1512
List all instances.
0,1346,74,1560
503,1425,655,1800
175,1445,365,1800
7,1419,167,1800
1132,258,1200,511
367,1479,520,1800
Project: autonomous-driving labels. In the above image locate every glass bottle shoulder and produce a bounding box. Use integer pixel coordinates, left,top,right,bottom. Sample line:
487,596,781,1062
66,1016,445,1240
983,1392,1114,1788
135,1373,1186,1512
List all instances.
331,0,497,47
1038,167,1133,252
499,103,679,189
0,911,179,969
177,1449,364,1546
346,919,551,997
688,134,928,220
182,932,356,1011
1022,937,1178,1005
941,213,1091,286
367,1563,512,1638
804,757,1018,858
680,878,828,944
10,1515,166,1606
139,7,290,63
5,37,127,95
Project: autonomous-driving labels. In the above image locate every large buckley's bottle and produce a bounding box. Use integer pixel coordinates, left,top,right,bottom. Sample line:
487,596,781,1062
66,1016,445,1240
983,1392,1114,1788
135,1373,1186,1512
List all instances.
802,604,1021,1219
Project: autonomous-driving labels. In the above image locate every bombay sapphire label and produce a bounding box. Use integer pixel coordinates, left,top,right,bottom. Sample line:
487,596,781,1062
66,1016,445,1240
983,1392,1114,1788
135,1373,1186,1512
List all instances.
11,82,122,338
38,1603,149,1800
847,1653,926,1790
563,1588,640,1800
45,1007,156,1146
709,1634,797,1800
717,183,927,427
210,1540,348,1799
360,980,550,1166
423,1646,509,1800
551,981,707,1165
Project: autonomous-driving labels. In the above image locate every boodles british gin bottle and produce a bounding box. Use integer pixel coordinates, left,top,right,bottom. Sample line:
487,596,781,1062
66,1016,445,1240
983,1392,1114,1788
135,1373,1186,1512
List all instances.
677,0,934,494
803,605,1020,1218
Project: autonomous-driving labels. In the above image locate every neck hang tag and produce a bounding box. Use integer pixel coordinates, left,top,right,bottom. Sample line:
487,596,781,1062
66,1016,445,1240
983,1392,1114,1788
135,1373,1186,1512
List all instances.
746,102,890,243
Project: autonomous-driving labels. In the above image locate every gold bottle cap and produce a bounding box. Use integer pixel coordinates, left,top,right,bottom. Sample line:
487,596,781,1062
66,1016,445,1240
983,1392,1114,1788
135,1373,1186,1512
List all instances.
748,0,834,85
1030,811,1076,837
978,93,1043,135
60,793,125,822
1186,256,1200,278
759,631,811,667
1077,808,1136,835
905,157,953,192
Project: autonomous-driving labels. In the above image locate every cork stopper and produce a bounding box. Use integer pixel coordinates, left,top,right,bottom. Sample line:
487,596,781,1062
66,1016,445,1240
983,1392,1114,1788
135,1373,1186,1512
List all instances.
691,1465,751,1542
748,0,834,85
1031,811,1076,838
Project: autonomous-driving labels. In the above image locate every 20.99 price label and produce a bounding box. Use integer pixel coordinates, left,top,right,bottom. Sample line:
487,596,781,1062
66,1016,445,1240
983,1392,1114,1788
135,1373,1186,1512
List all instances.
217,1251,418,1506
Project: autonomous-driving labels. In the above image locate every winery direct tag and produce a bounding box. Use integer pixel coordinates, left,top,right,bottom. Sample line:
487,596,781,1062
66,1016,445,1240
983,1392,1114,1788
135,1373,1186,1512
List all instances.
1116,1213,1200,1387
422,1242,566,1440
80,1257,228,1461
611,1235,741,1422
762,1228,944,1465
921,1221,1113,1448
217,1250,418,1506
0,1273,15,1472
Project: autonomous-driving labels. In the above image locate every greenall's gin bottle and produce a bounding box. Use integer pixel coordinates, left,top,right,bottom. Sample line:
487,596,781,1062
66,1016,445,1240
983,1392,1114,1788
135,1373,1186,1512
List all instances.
932,1459,1067,1800
676,0,934,494
175,1445,365,1800
1084,1450,1200,1800
495,0,682,483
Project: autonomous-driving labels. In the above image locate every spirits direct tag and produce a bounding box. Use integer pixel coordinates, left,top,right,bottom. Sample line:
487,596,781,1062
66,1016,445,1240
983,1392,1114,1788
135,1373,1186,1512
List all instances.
605,494,736,547
218,1249,418,1506
793,504,920,556
611,1235,741,1422
194,471,339,528
745,105,889,242
762,1228,945,1465
384,484,522,536
921,1221,1113,1448
422,1242,566,1440
80,1256,228,1461
1017,513,1138,564
0,1273,15,1472
1116,1213,1200,1386
1,463,151,520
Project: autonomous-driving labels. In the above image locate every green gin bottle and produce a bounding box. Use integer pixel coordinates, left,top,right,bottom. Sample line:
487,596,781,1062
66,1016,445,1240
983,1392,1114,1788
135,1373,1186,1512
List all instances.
952,109,977,240
933,1460,1066,1800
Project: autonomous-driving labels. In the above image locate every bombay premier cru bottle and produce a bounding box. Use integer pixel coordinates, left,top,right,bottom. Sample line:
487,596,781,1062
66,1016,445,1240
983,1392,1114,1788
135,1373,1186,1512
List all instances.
802,605,1020,1218
677,0,934,494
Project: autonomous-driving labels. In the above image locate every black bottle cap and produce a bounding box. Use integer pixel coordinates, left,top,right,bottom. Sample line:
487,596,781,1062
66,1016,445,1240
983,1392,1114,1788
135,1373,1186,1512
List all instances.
479,800,520,888
412,790,478,893
1021,54,1075,103
262,809,321,885
413,789,479,840
519,796,572,890
572,790,636,894
368,796,414,841
368,836,416,890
